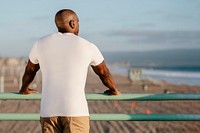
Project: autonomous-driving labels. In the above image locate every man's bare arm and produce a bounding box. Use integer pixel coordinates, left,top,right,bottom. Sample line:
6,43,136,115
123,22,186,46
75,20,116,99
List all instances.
19,60,40,94
92,61,120,95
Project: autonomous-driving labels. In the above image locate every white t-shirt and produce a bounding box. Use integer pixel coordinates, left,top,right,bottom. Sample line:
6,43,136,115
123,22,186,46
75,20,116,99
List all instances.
29,32,104,117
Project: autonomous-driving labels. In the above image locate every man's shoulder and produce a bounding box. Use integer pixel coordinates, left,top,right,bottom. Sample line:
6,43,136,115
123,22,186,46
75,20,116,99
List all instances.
77,35,91,43
77,36,96,48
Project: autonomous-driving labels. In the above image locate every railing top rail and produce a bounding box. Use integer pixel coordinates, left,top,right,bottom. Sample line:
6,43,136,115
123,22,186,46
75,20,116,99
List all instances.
0,92,200,101
1,113,200,121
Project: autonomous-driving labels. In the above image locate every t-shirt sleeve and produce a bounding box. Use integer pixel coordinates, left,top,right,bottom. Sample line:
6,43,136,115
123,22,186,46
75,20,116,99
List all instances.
29,42,39,64
90,44,104,66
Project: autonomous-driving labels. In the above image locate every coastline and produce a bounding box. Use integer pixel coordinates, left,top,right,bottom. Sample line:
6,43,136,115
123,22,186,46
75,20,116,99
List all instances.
107,62,200,86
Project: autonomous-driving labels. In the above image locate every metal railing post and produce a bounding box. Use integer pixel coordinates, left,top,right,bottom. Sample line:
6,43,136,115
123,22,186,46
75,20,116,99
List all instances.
0,76,4,92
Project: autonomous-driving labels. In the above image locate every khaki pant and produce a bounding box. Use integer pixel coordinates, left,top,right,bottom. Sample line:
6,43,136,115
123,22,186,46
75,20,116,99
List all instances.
40,116,90,133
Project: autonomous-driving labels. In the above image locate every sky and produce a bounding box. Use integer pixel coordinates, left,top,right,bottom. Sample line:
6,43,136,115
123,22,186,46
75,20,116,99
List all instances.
0,0,200,57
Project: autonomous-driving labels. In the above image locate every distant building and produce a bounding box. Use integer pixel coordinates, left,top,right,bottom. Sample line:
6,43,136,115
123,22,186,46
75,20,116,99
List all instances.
6,58,19,66
128,69,142,83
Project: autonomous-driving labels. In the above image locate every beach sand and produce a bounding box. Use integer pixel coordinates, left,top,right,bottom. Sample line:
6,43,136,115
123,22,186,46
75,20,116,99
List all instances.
0,70,200,133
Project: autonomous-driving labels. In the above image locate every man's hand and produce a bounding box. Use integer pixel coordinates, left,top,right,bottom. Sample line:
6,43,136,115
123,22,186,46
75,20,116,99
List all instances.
19,88,37,94
104,89,120,95
92,61,120,96
19,60,40,95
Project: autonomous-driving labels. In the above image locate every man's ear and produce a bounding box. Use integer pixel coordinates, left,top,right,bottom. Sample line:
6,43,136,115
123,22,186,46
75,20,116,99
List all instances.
69,20,75,29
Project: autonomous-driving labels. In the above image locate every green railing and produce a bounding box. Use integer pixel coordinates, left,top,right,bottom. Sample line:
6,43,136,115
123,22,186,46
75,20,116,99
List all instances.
0,93,200,121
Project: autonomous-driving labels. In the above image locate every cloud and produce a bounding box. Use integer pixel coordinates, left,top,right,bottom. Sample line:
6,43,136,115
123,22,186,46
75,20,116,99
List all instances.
108,30,200,50
165,13,194,21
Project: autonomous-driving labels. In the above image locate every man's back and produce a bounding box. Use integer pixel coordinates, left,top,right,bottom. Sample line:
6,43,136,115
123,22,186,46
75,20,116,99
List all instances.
29,32,104,117
19,9,119,133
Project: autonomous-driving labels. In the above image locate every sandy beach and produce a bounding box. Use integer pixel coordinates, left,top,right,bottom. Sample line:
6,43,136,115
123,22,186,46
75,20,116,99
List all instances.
0,69,200,133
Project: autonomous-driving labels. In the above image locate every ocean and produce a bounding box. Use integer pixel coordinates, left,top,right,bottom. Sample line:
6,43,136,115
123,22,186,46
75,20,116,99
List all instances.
108,64,200,86
103,49,200,86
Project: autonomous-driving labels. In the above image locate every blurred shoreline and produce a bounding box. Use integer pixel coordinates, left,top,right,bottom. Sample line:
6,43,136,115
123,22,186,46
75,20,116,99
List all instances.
107,61,200,86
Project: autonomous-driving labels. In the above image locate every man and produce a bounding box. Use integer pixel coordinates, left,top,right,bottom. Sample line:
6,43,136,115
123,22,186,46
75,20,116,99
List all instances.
19,9,120,133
